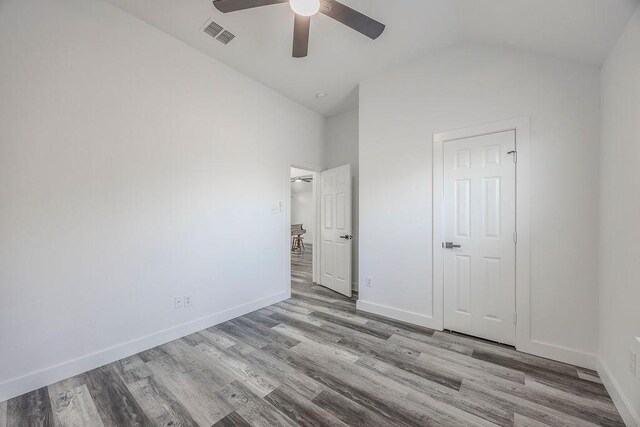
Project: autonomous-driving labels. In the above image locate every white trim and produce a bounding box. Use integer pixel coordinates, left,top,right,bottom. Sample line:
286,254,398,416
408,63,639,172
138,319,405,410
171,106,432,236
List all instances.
285,160,293,297
0,291,288,402
519,340,596,369
356,300,434,328
312,170,321,284
433,117,531,351
598,358,640,427
432,130,446,330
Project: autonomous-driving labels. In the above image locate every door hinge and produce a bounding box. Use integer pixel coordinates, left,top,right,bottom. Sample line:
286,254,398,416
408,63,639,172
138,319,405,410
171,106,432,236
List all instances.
513,231,518,244
508,150,517,163
513,312,518,324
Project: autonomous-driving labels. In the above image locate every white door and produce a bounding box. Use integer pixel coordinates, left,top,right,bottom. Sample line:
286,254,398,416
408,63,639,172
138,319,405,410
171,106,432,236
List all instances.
443,130,516,345
320,165,352,297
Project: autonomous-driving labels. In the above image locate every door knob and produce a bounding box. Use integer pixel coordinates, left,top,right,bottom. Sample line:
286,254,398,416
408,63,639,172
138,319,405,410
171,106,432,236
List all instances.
444,242,461,249
340,235,354,240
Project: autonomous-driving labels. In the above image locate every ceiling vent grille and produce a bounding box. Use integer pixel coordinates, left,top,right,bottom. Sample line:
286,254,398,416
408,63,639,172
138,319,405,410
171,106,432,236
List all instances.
203,21,223,38
216,30,235,45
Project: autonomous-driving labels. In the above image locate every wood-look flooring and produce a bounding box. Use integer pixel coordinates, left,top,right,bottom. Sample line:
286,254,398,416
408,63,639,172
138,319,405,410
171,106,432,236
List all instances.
1,246,624,426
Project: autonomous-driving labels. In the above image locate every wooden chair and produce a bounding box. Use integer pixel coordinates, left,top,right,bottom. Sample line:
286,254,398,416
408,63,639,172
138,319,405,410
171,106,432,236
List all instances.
291,224,306,252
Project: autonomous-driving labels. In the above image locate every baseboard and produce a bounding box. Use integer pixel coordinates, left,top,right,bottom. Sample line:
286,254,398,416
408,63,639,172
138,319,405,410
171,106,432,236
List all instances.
356,300,437,329
598,358,640,427
0,291,288,402
516,339,597,370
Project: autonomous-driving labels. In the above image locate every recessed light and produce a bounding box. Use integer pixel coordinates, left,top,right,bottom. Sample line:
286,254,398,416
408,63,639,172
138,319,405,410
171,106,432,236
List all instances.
315,91,327,99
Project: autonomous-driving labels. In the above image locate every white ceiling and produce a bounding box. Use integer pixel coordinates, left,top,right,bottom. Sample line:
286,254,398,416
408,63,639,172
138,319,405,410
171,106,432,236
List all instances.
454,0,638,66
291,167,313,178
103,0,638,117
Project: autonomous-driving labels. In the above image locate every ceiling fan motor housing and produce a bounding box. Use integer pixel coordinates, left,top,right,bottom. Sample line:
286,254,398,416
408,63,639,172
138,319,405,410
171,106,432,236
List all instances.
290,0,320,17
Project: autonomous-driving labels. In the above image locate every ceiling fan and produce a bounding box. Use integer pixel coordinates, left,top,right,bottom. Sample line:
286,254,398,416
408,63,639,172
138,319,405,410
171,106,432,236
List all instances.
291,176,313,183
212,0,385,58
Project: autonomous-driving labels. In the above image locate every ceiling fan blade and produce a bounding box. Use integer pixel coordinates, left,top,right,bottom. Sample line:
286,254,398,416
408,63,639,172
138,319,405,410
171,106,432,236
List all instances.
213,0,288,13
320,0,385,40
292,14,311,58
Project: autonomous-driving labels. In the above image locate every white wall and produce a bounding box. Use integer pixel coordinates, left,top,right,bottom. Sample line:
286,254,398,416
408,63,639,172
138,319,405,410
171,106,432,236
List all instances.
325,109,359,289
0,0,324,401
358,43,601,367
291,180,314,244
599,6,640,425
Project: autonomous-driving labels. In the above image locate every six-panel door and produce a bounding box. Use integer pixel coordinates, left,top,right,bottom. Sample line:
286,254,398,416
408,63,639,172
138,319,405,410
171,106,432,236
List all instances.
443,131,516,345
320,164,352,297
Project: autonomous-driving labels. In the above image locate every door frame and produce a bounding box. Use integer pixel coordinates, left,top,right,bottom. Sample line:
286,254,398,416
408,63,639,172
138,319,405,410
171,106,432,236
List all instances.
433,117,530,350
286,162,321,298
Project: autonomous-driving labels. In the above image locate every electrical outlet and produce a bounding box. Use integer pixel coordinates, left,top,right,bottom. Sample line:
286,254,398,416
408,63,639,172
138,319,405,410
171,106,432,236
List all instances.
184,295,193,308
629,350,637,376
365,276,373,288
174,296,184,309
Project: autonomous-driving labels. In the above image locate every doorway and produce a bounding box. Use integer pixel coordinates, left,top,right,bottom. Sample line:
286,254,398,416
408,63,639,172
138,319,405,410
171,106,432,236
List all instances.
287,164,354,299
290,167,317,291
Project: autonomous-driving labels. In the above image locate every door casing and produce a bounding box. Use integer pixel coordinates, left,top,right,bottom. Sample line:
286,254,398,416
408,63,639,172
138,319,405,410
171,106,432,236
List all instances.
433,117,531,351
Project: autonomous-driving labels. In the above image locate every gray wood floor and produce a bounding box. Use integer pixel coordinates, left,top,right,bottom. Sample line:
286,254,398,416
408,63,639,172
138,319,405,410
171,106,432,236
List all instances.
1,246,624,426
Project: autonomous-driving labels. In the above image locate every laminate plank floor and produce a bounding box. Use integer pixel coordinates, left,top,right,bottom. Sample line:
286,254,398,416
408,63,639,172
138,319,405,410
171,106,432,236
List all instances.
1,246,624,426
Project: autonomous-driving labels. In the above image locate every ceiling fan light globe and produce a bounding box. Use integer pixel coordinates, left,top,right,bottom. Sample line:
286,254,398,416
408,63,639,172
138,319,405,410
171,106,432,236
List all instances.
290,0,320,16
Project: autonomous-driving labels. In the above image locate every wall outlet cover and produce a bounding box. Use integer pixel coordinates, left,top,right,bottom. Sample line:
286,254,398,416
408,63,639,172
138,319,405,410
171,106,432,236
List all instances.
629,350,637,376
365,276,373,288
184,295,193,308
174,296,184,309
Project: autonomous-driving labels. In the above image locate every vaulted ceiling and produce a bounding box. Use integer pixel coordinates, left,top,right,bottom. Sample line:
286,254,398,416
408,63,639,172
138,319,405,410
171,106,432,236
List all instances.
103,0,638,117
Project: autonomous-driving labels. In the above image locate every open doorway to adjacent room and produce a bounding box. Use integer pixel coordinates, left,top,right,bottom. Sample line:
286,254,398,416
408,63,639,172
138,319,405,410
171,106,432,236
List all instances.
289,167,318,292
287,164,354,299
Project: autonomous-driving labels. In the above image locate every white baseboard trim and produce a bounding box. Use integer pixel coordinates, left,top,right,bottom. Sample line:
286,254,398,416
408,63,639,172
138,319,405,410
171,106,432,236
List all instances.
598,358,640,427
355,300,598,373
517,339,597,370
355,301,597,371
356,300,436,329
0,291,288,403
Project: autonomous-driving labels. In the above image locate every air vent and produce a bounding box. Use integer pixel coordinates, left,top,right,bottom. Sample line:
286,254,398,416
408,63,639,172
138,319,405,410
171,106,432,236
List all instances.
203,21,223,38
216,30,235,45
